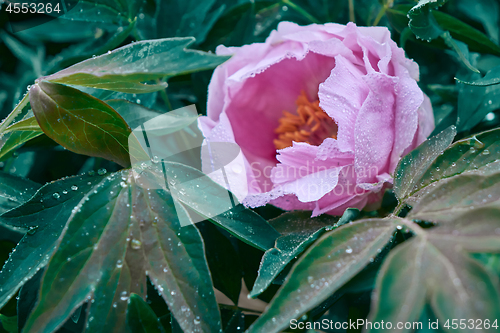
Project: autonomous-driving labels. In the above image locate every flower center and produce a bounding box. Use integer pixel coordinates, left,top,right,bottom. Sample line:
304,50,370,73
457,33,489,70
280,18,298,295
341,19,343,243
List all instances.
274,91,338,150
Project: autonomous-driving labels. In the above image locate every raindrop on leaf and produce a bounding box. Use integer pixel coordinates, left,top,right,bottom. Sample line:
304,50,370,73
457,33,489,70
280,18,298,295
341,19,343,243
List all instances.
130,239,142,250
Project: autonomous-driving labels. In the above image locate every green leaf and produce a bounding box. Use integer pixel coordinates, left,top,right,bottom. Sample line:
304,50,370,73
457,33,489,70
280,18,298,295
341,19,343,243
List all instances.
368,235,500,332
406,0,500,70
47,0,142,25
0,92,30,135
457,64,500,86
201,0,318,50
106,100,162,129
456,80,500,131
433,10,500,57
23,169,221,333
16,270,86,333
0,314,17,333
29,81,135,167
198,222,242,305
408,0,447,41
0,33,43,77
3,116,40,134
127,294,165,333
0,171,39,214
409,128,500,199
0,131,44,162
388,5,500,56
161,162,281,251
441,31,480,73
80,87,158,109
137,0,225,45
201,1,260,50
15,19,104,43
408,171,500,238
108,99,196,133
41,38,230,93
47,19,137,73
473,253,500,277
456,0,499,44
249,208,359,298
0,173,106,310
394,126,456,201
246,218,399,333
0,93,43,161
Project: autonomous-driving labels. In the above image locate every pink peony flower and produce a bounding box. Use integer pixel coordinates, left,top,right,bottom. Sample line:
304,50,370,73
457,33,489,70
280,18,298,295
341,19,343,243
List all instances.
198,22,434,216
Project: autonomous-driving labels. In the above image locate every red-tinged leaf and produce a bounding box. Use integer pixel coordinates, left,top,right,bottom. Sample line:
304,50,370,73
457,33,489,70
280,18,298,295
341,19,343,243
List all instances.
29,81,134,167
367,235,500,333
41,37,229,93
246,218,399,333
22,169,221,333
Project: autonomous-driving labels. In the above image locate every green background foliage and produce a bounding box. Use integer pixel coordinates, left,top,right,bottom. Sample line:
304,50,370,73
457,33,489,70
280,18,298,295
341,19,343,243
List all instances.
1,0,500,332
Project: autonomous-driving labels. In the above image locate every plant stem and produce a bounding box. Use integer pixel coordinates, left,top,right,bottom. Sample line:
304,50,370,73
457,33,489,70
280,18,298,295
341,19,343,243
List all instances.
372,0,394,26
348,0,355,23
392,201,406,217
0,92,30,133
282,0,320,24
159,87,172,111
399,218,427,238
372,6,386,26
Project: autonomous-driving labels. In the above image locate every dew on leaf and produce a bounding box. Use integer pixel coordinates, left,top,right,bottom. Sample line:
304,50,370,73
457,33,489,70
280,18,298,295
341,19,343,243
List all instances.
130,239,142,250
120,291,129,301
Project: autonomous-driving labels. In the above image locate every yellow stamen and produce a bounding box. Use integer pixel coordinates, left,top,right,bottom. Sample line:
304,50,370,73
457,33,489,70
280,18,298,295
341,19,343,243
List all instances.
274,91,338,150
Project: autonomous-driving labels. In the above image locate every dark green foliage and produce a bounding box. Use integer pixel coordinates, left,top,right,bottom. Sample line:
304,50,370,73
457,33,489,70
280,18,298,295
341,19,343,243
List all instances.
1,1,500,332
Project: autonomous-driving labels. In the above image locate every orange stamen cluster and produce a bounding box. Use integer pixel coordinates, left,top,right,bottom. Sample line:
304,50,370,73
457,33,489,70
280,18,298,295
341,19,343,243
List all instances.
274,91,338,150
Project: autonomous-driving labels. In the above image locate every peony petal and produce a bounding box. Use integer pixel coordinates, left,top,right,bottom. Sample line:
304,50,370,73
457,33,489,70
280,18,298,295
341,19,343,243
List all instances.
354,72,398,183
356,24,392,44
282,167,342,202
416,94,435,144
313,193,369,216
204,21,434,216
308,38,359,65
312,164,370,216
199,113,273,197
224,51,336,162
270,194,316,211
388,75,423,172
316,138,354,161
319,55,369,153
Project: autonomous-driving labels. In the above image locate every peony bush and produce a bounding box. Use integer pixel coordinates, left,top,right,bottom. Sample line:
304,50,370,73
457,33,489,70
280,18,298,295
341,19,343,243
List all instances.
1,1,500,333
